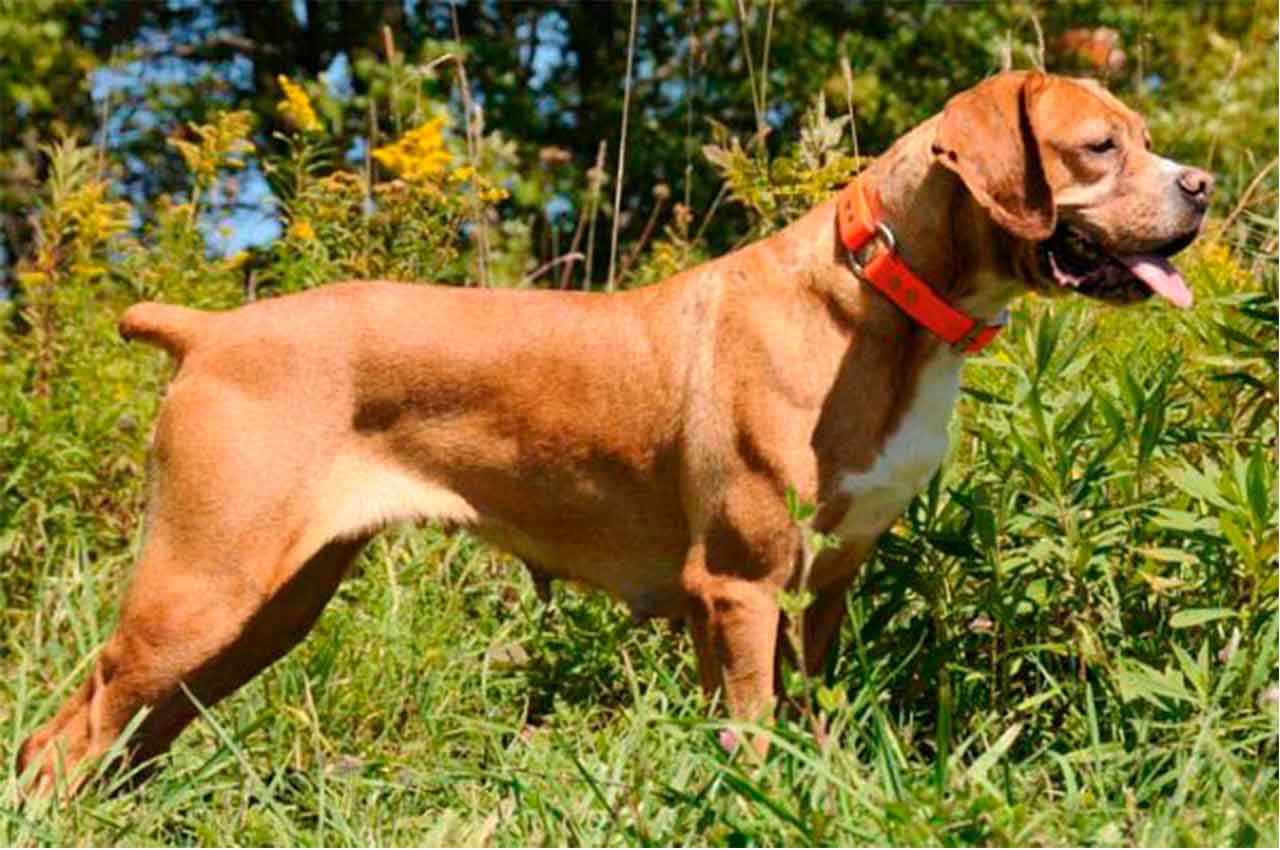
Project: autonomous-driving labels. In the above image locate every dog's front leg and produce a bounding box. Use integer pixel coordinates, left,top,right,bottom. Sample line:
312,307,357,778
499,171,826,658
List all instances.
680,489,798,754
684,568,780,723
797,538,877,676
800,574,856,677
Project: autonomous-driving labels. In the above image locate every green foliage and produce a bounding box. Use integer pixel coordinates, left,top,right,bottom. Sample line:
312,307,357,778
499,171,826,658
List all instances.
4,2,1276,288
703,93,868,238
0,0,97,239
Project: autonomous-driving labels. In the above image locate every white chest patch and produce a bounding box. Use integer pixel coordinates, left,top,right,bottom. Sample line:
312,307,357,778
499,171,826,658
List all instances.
834,350,963,540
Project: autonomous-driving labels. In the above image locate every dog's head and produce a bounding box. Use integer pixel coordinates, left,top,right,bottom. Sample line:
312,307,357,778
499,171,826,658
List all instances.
931,71,1210,307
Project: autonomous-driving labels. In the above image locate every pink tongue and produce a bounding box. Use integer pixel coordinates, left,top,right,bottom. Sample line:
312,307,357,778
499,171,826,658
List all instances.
1120,255,1193,308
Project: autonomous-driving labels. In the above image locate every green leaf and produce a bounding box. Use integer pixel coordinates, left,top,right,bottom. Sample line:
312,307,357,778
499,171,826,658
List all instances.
1246,444,1271,530
965,721,1020,791
785,485,815,523
1014,691,1057,713
1165,461,1233,511
1137,546,1199,565
1151,508,1218,534
1220,514,1257,570
1025,578,1049,607
1115,659,1194,709
816,685,846,713
1170,607,1237,629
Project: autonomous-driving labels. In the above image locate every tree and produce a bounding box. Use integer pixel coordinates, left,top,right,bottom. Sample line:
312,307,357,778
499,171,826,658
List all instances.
1,0,1274,290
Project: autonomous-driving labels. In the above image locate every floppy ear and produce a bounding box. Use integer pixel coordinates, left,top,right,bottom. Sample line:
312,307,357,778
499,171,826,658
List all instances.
931,71,1056,241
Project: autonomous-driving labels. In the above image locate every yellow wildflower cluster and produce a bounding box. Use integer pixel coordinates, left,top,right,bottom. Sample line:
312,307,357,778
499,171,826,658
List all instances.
15,268,52,288
287,218,316,241
372,116,451,183
64,178,131,248
276,75,322,134
1193,238,1251,293
479,184,508,203
168,110,255,184
16,137,133,288
448,163,508,203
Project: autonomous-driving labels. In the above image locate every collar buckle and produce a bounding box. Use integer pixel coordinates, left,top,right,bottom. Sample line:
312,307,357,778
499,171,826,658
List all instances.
844,221,896,278
950,307,1010,354
837,176,1008,356
951,319,986,354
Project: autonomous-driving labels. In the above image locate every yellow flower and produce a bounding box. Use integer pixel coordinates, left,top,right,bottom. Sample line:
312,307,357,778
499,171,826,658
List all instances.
70,261,108,278
65,183,131,244
277,75,321,133
320,171,363,192
450,165,477,183
287,218,316,241
372,116,451,183
168,110,255,181
222,251,251,270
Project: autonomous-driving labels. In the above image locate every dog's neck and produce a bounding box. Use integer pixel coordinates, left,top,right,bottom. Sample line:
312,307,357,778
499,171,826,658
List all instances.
757,123,1029,494
860,116,1025,324
763,118,1031,371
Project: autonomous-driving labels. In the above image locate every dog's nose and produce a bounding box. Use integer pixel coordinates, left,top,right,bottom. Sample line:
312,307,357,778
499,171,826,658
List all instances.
1177,167,1214,210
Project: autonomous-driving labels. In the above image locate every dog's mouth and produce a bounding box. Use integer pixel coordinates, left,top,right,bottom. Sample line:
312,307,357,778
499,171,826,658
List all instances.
1037,224,1197,308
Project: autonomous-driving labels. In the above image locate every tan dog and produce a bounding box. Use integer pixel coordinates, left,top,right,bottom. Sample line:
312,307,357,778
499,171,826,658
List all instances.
19,71,1210,791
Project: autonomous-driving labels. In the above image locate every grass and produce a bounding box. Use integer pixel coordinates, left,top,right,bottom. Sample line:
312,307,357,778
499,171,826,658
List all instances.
3,530,1270,845
2,239,1276,845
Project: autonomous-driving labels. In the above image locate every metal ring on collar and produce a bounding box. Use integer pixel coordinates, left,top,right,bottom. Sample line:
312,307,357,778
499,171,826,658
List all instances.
845,221,897,277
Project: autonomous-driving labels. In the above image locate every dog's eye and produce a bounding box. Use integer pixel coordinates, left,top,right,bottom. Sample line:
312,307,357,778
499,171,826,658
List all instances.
1086,138,1117,154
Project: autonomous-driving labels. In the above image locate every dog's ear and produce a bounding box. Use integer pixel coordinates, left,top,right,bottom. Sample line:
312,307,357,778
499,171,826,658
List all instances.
932,71,1056,242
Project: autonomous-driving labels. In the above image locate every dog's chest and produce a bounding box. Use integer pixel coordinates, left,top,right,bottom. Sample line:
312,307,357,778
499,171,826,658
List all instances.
833,350,963,541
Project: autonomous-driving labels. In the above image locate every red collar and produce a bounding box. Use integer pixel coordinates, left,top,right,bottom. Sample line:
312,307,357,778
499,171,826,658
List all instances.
836,176,1004,354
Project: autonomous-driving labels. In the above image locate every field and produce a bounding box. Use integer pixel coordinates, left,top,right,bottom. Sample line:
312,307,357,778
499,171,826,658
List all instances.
3,164,1277,849
1,3,1277,845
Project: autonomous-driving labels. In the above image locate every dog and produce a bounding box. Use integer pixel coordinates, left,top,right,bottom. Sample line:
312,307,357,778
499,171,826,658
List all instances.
18,71,1210,791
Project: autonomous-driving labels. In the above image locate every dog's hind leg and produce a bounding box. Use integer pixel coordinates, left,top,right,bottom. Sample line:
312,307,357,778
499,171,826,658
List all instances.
17,381,371,794
18,537,368,794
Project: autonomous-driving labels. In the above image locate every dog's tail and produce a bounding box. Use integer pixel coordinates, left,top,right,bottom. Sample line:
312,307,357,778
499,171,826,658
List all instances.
118,302,208,359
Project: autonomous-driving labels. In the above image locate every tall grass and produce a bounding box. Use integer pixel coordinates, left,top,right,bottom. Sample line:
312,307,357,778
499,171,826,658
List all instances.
1,69,1276,846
